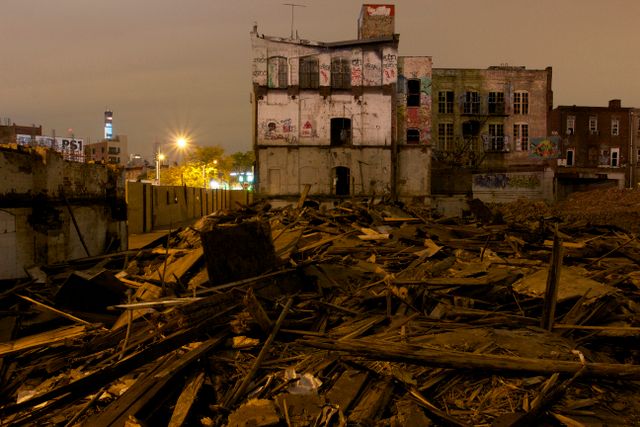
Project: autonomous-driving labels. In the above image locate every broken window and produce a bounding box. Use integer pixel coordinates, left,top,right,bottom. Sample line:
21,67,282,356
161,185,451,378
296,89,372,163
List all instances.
267,56,288,88
299,57,319,89
566,148,575,166
438,91,454,114
612,118,620,136
331,58,351,89
438,123,454,151
463,91,480,114
566,115,575,135
330,118,352,146
488,124,505,151
611,147,620,167
462,120,481,138
589,116,598,134
407,128,420,144
513,123,529,151
407,79,421,107
513,91,529,115
488,92,505,114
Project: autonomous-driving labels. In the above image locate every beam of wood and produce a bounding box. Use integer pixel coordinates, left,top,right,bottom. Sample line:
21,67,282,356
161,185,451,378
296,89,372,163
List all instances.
225,297,293,408
0,324,89,357
16,294,94,326
541,225,563,331
168,371,206,427
301,337,640,380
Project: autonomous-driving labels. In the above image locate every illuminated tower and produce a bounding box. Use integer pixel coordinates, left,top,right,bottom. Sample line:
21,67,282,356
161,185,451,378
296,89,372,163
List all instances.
104,110,113,140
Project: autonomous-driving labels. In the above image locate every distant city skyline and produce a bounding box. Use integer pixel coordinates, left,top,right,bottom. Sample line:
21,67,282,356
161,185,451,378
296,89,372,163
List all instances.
2,0,638,159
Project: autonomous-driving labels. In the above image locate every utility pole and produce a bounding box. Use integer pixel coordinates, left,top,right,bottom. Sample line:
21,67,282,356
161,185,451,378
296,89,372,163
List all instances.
283,3,305,39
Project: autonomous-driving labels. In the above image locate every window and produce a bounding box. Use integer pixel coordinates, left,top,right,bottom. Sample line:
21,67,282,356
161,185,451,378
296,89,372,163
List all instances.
331,58,350,89
299,57,319,89
488,92,505,114
330,118,351,146
513,123,529,151
463,91,480,114
407,128,420,144
108,147,119,154
612,118,620,136
437,123,454,150
611,148,620,167
438,91,454,114
566,148,575,166
488,124,505,151
566,115,575,135
267,57,288,88
407,79,421,107
589,116,598,134
513,91,529,115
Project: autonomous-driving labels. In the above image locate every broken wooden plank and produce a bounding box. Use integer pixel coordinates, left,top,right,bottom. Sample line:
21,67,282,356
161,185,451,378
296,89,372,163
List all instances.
168,370,206,427
541,225,563,331
0,324,91,357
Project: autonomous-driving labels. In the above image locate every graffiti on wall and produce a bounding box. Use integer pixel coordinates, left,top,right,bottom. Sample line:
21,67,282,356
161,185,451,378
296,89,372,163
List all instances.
320,63,330,86
351,57,362,86
300,120,317,138
529,136,560,159
260,119,298,144
473,173,541,190
382,52,397,84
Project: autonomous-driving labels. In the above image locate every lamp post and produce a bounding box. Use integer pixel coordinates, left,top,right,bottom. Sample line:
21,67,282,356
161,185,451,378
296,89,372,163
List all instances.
155,152,165,185
175,136,188,186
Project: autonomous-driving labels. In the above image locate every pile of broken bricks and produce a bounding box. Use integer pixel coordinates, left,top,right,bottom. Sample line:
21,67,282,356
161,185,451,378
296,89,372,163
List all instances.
1,196,640,426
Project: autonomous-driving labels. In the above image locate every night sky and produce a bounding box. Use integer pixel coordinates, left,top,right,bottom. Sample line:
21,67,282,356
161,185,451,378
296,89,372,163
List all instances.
2,0,639,159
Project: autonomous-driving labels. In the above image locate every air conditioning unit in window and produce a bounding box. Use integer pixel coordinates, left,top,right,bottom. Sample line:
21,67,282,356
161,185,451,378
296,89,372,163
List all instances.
557,159,567,167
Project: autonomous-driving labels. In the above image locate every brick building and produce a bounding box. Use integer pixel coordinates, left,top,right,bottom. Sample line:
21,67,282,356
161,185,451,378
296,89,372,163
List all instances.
85,135,128,165
430,66,555,204
550,100,640,197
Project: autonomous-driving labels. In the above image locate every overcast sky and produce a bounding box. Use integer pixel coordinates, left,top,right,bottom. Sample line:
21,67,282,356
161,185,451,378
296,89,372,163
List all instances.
2,0,639,159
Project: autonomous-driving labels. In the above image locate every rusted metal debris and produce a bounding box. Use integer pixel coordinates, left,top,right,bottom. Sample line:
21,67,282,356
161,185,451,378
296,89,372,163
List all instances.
1,197,640,426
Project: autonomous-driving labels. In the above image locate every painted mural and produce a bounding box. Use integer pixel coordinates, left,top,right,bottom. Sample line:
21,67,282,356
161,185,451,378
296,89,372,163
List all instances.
529,136,560,159
260,118,298,144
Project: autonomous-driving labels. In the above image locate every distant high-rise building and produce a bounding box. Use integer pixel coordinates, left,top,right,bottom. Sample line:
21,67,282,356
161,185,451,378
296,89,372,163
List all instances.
104,110,113,140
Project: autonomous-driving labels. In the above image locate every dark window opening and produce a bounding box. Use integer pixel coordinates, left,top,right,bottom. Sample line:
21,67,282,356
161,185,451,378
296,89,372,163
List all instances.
407,128,420,144
331,58,351,89
331,118,352,146
299,57,319,89
334,166,350,196
566,149,575,166
462,120,481,137
407,79,421,107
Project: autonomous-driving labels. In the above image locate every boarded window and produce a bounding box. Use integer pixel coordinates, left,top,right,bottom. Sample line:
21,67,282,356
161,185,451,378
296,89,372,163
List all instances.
267,56,288,88
331,58,351,89
299,57,319,89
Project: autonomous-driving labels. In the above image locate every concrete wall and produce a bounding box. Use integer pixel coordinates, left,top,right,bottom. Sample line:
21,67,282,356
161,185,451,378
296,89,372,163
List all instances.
0,147,127,279
126,181,253,233
257,147,391,197
472,169,555,203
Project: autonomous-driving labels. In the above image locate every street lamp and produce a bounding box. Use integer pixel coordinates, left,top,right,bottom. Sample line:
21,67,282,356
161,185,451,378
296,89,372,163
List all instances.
155,153,166,185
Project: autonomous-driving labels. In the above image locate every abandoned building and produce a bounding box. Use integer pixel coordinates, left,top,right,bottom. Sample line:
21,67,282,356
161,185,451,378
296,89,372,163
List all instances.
250,4,432,203
0,147,127,280
550,100,640,198
430,65,556,208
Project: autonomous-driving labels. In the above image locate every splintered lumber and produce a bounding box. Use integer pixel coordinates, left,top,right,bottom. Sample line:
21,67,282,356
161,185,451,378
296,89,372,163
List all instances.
200,220,277,285
244,287,272,333
348,378,394,424
15,294,95,326
394,269,512,287
225,297,293,408
541,225,563,331
152,247,204,284
301,337,640,379
168,371,206,427
325,369,369,411
0,324,91,357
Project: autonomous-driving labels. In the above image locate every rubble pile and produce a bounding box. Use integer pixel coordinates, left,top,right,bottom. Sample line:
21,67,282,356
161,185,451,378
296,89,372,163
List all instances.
1,197,640,426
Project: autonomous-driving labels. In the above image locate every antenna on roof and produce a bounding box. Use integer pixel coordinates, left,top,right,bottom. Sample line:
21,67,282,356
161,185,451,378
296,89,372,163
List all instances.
283,3,305,39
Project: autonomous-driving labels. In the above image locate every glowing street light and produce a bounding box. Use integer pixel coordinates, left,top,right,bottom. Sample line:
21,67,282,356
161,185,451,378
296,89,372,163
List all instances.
155,152,166,185
176,137,187,150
